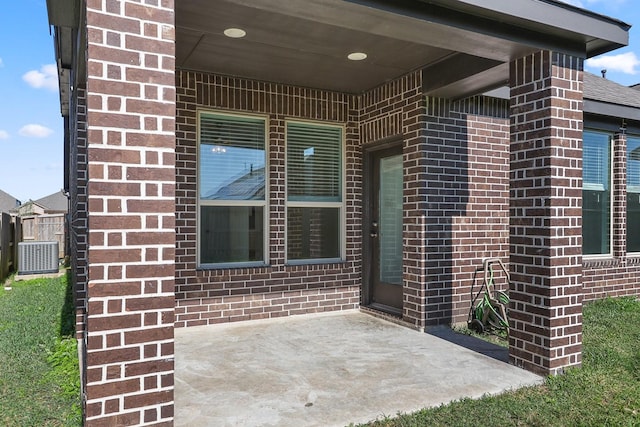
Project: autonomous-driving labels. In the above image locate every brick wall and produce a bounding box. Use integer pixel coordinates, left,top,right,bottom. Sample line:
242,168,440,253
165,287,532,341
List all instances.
175,70,512,330
175,71,361,327
83,1,176,425
583,258,640,298
423,97,511,325
509,51,584,375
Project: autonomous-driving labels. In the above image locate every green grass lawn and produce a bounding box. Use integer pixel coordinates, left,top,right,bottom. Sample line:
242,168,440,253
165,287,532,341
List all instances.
357,297,640,427
0,273,81,426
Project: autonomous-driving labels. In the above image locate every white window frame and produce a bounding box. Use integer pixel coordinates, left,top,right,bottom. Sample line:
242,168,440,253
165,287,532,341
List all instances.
582,129,613,259
196,109,269,269
285,119,346,265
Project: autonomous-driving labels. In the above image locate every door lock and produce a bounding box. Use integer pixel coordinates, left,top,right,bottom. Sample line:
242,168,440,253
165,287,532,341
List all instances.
370,221,378,238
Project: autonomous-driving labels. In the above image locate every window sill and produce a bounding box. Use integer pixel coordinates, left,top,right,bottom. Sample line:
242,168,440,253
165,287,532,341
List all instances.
286,258,345,266
583,255,616,268
197,262,269,271
626,253,640,265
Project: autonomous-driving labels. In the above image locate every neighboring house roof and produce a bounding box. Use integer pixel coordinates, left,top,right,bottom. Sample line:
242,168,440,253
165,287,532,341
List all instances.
584,72,640,109
0,189,21,214
34,191,68,213
583,72,640,123
36,191,68,212
17,201,46,217
15,191,69,217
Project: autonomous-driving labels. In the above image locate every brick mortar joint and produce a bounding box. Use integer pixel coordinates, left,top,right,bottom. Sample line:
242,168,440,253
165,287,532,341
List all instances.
86,7,175,17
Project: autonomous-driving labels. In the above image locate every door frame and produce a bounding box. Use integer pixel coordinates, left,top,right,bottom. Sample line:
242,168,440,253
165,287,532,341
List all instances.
362,136,404,312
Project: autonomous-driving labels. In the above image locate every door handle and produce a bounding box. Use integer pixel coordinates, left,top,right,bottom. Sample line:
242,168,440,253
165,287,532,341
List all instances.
370,221,378,238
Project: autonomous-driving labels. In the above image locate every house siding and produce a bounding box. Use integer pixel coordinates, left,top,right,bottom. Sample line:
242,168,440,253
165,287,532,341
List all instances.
422,97,510,326
584,259,640,298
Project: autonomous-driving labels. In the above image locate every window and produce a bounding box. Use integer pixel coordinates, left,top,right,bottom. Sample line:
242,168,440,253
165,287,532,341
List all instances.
583,130,611,255
628,136,640,253
286,121,344,262
198,111,267,267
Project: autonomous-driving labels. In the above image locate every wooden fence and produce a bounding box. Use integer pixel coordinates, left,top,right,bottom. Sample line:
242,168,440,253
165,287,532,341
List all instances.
0,213,67,282
0,213,20,283
21,214,66,259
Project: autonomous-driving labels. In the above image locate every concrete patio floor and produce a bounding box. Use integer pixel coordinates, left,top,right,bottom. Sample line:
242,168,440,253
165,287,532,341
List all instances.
175,310,543,427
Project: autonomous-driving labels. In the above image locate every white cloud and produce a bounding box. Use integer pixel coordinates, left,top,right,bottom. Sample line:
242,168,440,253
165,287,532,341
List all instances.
19,124,54,138
0,57,4,68
586,52,640,75
0,130,9,140
22,64,58,91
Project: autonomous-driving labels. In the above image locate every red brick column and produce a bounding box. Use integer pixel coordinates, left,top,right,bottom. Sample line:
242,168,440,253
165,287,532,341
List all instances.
612,132,627,259
84,1,176,424
509,51,583,375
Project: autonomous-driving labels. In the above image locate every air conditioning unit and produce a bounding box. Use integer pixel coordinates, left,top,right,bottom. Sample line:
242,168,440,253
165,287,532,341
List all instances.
18,241,59,275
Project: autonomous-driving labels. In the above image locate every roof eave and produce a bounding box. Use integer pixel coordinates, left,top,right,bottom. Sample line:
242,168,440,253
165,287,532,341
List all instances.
46,0,80,28
584,99,640,122
416,0,630,58
47,0,81,118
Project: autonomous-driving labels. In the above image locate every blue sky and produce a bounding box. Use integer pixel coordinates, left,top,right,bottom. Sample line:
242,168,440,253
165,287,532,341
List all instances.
0,0,639,202
1,0,62,202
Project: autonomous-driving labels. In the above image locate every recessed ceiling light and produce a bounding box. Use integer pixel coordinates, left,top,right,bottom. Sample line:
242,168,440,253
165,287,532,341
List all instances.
347,52,367,61
224,28,246,38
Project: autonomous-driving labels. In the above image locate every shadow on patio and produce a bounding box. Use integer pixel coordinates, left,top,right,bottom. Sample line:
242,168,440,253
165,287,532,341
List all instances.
175,311,542,427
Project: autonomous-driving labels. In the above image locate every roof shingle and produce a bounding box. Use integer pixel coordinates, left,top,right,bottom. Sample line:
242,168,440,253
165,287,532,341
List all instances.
584,71,640,109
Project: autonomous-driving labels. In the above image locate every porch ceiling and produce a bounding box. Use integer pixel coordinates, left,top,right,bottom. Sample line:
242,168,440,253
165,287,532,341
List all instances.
176,0,454,94
175,0,630,96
